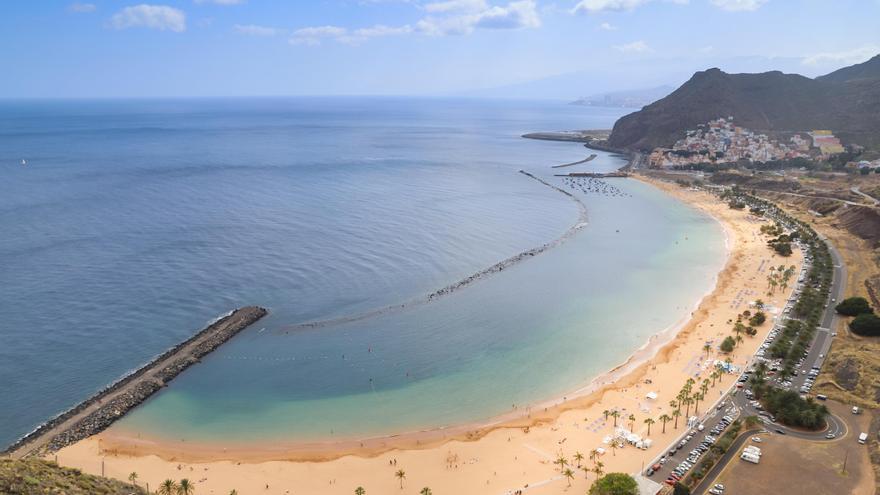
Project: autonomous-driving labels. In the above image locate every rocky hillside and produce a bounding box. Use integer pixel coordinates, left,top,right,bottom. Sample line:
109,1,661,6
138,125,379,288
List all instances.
0,458,147,495
608,54,880,151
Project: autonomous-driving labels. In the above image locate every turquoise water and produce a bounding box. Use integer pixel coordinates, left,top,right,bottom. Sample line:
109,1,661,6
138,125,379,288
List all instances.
0,97,724,446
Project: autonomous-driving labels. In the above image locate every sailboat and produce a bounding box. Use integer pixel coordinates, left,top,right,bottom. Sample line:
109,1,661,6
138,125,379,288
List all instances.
21,159,27,166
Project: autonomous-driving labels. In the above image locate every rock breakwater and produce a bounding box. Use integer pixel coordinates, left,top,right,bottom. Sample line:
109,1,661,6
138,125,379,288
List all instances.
3,306,267,458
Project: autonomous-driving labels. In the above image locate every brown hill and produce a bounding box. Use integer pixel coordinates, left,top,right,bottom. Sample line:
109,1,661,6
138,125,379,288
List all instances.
608,55,880,151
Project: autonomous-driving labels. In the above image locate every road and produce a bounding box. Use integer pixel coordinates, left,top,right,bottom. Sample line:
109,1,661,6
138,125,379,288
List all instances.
647,198,848,492
851,186,880,206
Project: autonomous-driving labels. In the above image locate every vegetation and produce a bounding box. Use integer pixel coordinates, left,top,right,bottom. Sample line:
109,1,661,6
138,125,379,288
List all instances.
673,482,692,495
720,336,736,353
748,311,767,326
0,458,147,495
850,313,880,336
761,388,828,430
836,296,873,316
588,472,639,495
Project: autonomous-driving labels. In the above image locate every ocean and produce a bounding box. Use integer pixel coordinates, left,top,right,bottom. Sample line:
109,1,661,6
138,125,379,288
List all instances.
0,97,725,446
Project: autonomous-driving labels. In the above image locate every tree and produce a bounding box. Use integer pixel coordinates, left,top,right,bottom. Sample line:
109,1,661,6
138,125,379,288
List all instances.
749,311,767,326
564,468,575,487
603,409,610,421
355,488,366,495
178,479,194,495
644,417,655,436
555,455,569,472
420,488,432,495
574,451,585,468
755,299,765,310
610,410,620,427
589,472,639,495
159,480,177,495
230,491,238,495
628,413,636,431
850,313,880,335
128,472,138,486
720,336,736,353
836,297,873,316
395,469,406,489
673,482,692,495
592,461,605,480
672,409,681,429
703,342,712,359
659,413,672,433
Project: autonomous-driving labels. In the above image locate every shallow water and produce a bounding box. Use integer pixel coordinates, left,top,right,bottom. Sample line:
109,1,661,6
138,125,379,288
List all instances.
0,97,724,446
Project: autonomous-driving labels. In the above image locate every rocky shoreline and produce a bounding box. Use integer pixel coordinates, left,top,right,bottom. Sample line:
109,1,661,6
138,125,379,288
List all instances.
3,306,267,458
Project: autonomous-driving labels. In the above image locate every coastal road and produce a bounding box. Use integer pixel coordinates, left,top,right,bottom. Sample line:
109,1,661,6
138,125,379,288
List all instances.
648,201,848,491
690,429,759,495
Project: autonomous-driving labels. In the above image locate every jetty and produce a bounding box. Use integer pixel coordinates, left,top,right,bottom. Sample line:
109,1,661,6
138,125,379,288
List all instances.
554,172,629,178
2,306,268,459
551,154,597,169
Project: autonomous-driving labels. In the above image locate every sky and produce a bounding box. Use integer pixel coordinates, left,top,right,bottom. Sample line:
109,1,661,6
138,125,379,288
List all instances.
1,0,879,98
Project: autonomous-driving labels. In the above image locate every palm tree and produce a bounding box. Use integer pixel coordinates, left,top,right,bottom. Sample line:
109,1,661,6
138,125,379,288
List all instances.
755,299,765,309
710,370,719,387
703,342,712,359
602,409,610,421
628,413,636,431
555,454,568,473
736,334,744,346
420,488,432,495
683,396,693,418
610,410,620,427
355,487,366,495
610,440,617,457
644,417,656,436
564,468,575,487
701,379,710,397
589,449,599,465
395,469,406,489
669,400,679,416
593,461,605,479
672,409,681,429
693,392,704,415
128,472,138,486
659,413,671,433
229,491,238,495
574,451,584,468
159,479,177,495
178,479,194,495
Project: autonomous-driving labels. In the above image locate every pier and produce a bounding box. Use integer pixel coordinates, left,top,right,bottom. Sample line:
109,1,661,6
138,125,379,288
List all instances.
2,306,268,459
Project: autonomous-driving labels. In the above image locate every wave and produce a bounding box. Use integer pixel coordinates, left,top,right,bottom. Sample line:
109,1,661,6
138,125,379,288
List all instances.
278,170,588,332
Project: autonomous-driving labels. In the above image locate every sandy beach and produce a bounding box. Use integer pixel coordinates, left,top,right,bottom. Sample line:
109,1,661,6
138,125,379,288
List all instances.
54,176,803,495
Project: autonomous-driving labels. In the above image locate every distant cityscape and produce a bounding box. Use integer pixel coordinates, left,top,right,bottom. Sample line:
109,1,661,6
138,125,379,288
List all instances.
646,117,880,169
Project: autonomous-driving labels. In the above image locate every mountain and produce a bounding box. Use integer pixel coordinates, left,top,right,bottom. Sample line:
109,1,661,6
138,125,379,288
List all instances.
816,54,880,83
570,85,675,109
608,55,880,151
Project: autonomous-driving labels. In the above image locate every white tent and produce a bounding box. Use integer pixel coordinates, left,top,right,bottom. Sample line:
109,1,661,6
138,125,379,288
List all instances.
645,391,658,400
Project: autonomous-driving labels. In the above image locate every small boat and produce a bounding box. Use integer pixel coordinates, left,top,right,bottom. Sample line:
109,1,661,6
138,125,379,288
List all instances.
21,159,27,166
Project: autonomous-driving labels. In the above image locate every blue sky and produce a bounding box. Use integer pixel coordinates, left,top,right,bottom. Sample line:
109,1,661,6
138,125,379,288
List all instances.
1,0,878,98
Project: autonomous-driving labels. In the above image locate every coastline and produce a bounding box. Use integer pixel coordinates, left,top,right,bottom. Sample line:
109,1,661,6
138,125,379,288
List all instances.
53,175,804,495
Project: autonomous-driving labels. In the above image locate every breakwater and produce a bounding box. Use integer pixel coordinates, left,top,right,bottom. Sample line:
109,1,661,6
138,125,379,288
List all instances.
3,306,268,458
281,170,588,331
552,154,597,169
554,172,629,178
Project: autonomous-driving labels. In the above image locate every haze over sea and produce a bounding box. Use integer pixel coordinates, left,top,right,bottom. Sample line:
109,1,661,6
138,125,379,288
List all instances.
0,98,724,446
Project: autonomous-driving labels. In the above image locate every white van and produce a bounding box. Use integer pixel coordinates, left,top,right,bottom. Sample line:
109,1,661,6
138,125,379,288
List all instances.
859,432,868,444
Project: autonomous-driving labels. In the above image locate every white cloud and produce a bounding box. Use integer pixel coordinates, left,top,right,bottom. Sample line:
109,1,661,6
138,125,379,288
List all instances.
68,2,96,13
423,0,488,12
291,0,539,45
709,0,767,12
110,4,186,32
572,0,648,13
234,24,282,36
572,0,688,13
802,44,880,66
599,22,616,30
289,25,348,45
613,40,651,52
194,0,246,4
353,24,414,37
417,0,540,35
